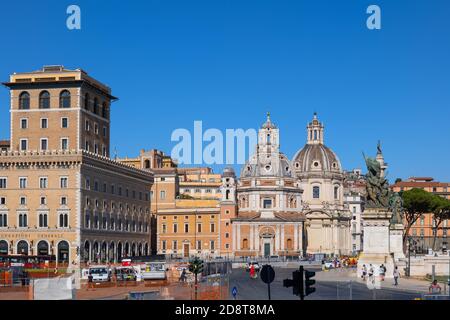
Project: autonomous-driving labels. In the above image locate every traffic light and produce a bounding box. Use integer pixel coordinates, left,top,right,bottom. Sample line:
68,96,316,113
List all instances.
283,269,303,298
304,269,316,296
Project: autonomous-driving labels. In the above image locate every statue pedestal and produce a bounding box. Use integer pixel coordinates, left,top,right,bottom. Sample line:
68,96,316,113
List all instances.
390,223,406,260
357,207,395,279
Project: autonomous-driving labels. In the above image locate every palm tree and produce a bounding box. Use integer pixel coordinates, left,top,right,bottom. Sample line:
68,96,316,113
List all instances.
189,257,204,300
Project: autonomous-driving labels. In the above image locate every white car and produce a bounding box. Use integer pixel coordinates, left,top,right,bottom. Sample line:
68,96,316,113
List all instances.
88,266,110,282
323,261,334,269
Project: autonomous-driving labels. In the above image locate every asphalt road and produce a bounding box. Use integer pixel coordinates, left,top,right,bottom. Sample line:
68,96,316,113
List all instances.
229,267,421,300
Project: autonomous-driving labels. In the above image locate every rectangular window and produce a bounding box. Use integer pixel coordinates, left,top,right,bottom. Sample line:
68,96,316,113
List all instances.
210,240,215,250
39,177,48,189
197,223,202,233
94,123,99,135
162,224,167,233
103,126,107,137
60,177,68,189
173,240,178,250
0,197,5,205
39,213,48,228
94,143,98,154
210,223,215,233
85,120,90,131
102,146,106,157
20,139,28,151
41,118,48,129
173,223,178,233
0,213,7,227
160,190,166,200
61,138,68,150
61,117,68,128
197,240,202,250
61,197,67,205
184,223,189,233
0,178,6,189
40,197,46,205
162,240,166,251
40,138,48,151
20,197,26,205
85,140,89,151
263,199,272,209
20,118,28,129
85,178,90,190
19,177,27,189
19,213,28,227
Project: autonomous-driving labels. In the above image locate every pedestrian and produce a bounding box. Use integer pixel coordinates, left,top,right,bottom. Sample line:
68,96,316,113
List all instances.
368,264,374,284
361,264,367,280
429,280,442,295
87,273,93,291
379,264,385,281
179,268,186,283
393,266,399,286
249,264,255,279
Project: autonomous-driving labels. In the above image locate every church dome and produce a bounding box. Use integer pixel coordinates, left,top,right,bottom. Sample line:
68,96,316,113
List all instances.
293,144,342,172
292,113,342,173
241,152,294,178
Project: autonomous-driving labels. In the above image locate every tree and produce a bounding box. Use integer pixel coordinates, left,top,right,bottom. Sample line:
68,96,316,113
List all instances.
401,188,434,248
395,178,402,184
188,256,204,300
430,195,450,251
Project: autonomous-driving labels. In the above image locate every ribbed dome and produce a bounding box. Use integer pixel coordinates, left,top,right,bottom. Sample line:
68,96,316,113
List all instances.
292,144,342,173
241,153,294,178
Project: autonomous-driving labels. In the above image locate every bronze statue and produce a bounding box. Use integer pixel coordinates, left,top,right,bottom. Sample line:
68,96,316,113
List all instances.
363,148,391,208
389,192,404,225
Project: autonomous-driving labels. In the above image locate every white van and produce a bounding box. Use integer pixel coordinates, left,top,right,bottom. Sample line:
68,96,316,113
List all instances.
88,266,110,282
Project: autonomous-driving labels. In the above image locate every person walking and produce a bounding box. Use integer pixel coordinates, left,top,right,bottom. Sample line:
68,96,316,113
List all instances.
249,264,256,279
379,264,385,281
179,268,187,283
368,264,374,284
361,264,367,280
429,280,442,295
393,266,399,286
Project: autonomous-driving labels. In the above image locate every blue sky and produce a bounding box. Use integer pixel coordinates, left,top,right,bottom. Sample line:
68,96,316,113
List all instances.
0,0,449,181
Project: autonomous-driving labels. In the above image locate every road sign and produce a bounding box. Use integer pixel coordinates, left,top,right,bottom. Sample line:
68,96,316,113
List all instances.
260,265,275,284
232,286,237,299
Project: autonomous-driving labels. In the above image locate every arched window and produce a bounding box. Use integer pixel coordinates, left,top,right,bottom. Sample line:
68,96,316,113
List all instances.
93,98,99,114
39,91,50,109
19,92,30,109
287,239,293,250
84,93,90,110
37,241,49,256
226,190,230,200
0,240,8,255
17,240,29,255
313,186,320,199
57,241,69,263
59,90,71,108
242,239,249,250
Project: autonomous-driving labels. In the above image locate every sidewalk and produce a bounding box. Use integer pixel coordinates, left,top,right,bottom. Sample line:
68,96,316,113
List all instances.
317,268,435,294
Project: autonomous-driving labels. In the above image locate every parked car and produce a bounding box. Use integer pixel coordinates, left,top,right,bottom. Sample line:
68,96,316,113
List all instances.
322,261,334,269
88,266,110,282
245,262,261,272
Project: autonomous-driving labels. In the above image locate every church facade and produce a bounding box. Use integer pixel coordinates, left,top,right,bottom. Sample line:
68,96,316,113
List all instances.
231,113,351,257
